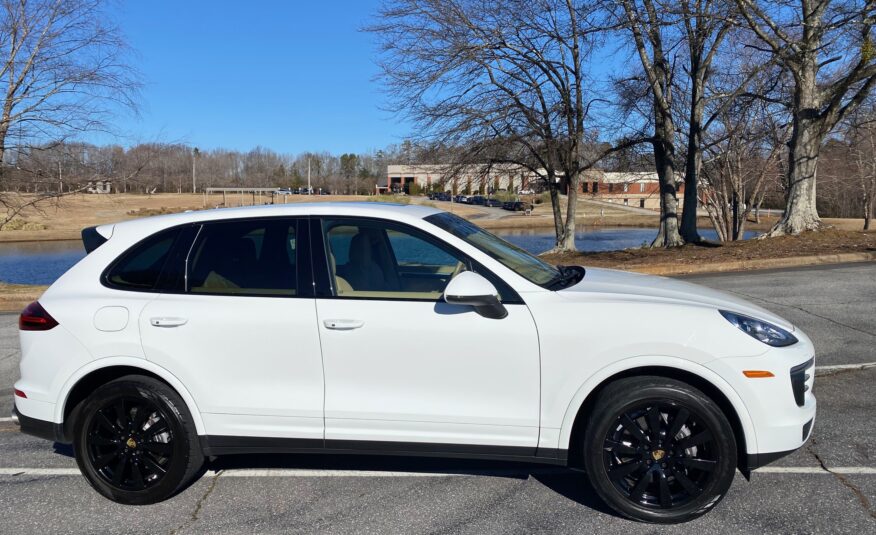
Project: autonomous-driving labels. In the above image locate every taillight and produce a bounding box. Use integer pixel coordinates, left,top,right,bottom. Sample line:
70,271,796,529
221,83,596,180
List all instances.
19,301,59,331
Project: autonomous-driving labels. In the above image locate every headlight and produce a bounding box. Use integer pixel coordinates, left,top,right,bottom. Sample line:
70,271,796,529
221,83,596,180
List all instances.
719,310,798,347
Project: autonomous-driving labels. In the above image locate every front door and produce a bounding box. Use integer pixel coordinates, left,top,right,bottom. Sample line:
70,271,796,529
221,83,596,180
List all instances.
314,217,540,451
140,217,324,441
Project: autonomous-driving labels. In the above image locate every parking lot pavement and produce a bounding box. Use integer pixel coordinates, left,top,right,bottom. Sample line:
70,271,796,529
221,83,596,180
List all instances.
683,262,876,367
1,263,875,533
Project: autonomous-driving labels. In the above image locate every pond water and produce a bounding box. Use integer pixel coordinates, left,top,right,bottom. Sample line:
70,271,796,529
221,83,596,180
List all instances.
497,227,755,255
0,227,755,286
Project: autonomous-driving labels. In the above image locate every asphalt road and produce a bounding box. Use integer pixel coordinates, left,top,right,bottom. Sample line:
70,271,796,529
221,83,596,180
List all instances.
1,263,874,534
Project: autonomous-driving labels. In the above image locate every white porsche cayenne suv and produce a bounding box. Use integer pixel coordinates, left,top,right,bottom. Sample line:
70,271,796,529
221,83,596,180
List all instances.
12,202,815,523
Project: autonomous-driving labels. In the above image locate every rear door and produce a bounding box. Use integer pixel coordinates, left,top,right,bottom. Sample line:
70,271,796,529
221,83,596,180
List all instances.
140,217,324,442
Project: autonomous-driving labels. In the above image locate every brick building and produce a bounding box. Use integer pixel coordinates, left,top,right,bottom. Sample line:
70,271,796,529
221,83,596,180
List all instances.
384,164,683,210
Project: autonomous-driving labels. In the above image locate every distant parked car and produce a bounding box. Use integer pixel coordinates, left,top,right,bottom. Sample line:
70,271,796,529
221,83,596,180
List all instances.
454,195,470,204
470,195,486,205
485,198,503,208
503,200,531,211
277,188,293,195
518,188,535,195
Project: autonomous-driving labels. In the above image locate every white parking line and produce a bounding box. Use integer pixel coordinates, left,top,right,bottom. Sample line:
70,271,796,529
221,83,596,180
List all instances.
0,417,13,423
815,362,876,373
0,466,874,477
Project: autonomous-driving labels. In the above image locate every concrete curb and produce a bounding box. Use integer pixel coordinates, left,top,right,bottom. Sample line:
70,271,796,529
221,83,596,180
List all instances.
623,252,876,276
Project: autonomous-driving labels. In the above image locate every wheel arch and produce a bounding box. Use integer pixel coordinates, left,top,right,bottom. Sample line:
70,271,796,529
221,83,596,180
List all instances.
560,361,756,473
56,357,205,440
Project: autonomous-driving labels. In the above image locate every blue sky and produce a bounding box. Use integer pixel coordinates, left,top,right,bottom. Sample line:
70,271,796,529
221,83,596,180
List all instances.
107,0,404,154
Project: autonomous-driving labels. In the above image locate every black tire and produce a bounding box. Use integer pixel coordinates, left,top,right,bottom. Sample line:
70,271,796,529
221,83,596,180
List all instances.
582,376,737,523
72,375,204,505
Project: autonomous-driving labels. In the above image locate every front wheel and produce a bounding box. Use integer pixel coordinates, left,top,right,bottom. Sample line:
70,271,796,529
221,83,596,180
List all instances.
72,375,204,505
583,376,737,523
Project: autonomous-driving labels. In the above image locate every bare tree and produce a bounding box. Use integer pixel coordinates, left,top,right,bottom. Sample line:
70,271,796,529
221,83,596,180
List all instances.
619,0,686,246
0,0,138,161
844,103,876,229
675,0,737,243
701,97,787,241
0,0,138,224
735,0,876,236
370,0,610,252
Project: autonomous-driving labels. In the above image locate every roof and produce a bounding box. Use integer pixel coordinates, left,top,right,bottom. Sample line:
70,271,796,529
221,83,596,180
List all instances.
104,202,445,238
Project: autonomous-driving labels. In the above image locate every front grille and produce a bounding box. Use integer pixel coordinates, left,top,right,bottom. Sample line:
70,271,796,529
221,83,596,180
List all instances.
790,357,815,407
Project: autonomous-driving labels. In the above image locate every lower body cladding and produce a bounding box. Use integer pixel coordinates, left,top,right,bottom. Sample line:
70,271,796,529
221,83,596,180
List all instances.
200,435,570,465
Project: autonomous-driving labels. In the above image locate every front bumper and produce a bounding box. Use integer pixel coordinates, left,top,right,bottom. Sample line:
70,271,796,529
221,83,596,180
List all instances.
712,348,817,469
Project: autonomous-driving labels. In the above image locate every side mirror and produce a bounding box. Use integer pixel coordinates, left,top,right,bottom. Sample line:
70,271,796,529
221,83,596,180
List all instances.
443,271,508,319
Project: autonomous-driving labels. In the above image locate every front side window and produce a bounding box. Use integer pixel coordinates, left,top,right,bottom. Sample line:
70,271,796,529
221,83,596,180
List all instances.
187,219,298,296
105,227,180,290
322,219,466,300
425,212,561,287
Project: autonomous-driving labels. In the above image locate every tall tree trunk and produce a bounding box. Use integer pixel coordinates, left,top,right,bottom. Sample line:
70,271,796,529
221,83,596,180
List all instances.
560,172,579,251
547,174,564,246
864,191,873,230
766,112,822,236
765,55,825,236
652,115,685,247
680,81,704,243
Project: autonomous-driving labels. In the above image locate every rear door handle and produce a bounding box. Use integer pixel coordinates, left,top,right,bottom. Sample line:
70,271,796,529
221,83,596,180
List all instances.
323,319,364,331
150,317,188,328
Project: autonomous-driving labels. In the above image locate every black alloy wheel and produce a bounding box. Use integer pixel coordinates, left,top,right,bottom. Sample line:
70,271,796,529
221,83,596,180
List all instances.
602,402,717,509
85,395,174,491
73,375,204,505
583,376,737,523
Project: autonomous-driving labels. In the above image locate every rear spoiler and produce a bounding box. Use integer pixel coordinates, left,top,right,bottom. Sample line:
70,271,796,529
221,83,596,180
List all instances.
81,225,112,253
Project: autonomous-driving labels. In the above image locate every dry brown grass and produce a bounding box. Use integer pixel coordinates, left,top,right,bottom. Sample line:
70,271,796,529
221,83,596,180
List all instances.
542,229,876,272
0,282,48,312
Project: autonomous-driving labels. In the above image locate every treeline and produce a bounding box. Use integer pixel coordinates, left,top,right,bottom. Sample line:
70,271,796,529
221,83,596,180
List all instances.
0,141,427,196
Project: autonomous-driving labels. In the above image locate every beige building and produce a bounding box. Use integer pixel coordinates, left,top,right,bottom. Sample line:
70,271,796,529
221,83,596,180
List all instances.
384,164,537,194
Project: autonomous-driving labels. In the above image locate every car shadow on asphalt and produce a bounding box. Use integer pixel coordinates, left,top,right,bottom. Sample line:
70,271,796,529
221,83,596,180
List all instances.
204,453,618,517
48,442,617,516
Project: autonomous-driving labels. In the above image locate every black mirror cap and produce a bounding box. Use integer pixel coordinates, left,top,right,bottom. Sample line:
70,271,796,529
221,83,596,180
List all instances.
445,293,508,319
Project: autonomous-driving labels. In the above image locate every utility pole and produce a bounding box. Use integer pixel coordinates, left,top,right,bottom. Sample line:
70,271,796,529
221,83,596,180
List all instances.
192,147,200,194
307,157,312,195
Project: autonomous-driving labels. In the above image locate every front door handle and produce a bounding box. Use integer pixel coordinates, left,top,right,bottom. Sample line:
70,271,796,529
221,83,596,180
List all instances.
323,319,364,331
150,317,188,328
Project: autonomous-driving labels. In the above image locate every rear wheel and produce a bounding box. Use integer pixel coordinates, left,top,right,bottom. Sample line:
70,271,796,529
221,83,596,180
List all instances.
72,375,204,505
583,376,737,523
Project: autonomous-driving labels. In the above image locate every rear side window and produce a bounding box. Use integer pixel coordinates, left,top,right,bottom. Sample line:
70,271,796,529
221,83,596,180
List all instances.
105,227,180,290
187,219,298,296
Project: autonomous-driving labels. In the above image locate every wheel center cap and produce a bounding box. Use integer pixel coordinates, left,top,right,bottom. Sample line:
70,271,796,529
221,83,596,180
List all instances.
651,449,665,461
126,437,137,449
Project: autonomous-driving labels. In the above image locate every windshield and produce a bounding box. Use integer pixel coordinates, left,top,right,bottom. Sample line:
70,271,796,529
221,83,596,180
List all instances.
425,212,562,287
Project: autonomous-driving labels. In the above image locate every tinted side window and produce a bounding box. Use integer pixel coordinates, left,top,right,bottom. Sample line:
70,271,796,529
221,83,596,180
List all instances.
323,218,465,300
187,219,298,296
105,227,180,290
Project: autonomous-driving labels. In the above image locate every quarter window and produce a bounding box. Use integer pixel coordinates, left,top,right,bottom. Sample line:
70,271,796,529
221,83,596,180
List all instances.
187,219,298,296
105,227,180,290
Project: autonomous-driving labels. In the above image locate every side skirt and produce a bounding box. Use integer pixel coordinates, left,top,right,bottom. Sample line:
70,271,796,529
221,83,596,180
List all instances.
200,436,569,466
